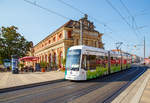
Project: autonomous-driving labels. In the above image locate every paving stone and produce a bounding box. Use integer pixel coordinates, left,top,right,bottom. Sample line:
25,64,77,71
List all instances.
0,71,65,89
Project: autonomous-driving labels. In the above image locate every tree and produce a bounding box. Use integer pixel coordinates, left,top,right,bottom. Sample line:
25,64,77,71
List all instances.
0,26,32,60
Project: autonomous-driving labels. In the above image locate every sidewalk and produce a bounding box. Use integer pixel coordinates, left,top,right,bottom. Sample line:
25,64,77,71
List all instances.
0,71,65,90
112,68,150,103
140,75,150,103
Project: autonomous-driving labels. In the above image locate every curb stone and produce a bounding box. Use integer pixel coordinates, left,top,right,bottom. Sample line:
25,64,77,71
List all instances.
0,79,65,93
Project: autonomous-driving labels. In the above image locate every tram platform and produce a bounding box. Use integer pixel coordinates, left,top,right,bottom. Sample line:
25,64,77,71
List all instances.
0,71,65,91
112,68,150,103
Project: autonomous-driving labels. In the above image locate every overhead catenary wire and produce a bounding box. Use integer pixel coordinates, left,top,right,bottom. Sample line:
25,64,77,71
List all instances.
24,0,71,20
119,0,145,56
57,0,106,25
119,0,143,40
23,0,118,43
23,0,119,43
59,0,138,54
24,0,138,55
58,0,145,56
105,0,140,41
57,0,125,43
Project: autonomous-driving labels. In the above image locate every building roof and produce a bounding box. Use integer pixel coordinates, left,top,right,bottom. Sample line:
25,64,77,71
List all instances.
34,20,73,47
34,15,101,47
111,49,122,52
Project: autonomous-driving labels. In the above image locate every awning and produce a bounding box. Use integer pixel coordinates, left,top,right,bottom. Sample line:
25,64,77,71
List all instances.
19,56,39,62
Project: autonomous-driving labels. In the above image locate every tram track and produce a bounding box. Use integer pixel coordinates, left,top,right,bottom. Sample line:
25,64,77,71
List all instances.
47,66,144,103
0,66,146,103
103,66,146,103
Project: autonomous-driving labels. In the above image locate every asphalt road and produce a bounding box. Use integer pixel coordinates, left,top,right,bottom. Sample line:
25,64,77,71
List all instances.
0,65,147,103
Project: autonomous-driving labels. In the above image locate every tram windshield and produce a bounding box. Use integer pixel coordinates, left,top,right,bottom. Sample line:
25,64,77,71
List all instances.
66,49,81,71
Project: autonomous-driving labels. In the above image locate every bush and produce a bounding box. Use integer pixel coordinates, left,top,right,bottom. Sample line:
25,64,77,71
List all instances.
40,61,47,68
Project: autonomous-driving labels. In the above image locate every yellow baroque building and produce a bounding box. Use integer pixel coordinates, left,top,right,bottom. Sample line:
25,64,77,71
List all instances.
33,15,104,69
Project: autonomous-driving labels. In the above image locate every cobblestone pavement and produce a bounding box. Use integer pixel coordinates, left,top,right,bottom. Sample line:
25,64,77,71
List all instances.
0,71,65,89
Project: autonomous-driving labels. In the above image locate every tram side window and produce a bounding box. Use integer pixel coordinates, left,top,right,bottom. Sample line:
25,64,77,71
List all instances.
81,55,87,70
81,54,108,70
96,56,107,68
87,55,96,70
81,55,96,70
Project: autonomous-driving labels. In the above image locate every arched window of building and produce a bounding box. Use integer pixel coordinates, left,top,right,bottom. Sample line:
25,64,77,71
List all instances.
53,37,56,42
40,56,41,62
61,52,63,67
42,55,44,62
39,56,40,63
45,54,47,63
49,40,51,44
53,52,56,64
58,51,63,68
59,33,62,39
49,53,51,64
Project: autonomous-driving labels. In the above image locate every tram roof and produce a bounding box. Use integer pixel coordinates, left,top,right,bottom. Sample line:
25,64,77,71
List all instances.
69,45,108,53
69,45,132,57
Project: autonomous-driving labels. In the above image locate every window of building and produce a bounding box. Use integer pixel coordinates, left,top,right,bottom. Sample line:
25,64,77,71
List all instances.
42,55,44,61
85,40,88,45
59,33,62,39
53,37,56,42
95,41,97,47
90,41,93,46
49,40,51,44
49,53,51,63
40,56,41,62
45,54,47,63
76,39,78,45
68,31,72,38
53,52,56,64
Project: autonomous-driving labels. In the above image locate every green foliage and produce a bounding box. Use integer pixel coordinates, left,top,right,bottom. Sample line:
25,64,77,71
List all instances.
19,63,24,68
0,26,32,60
40,61,47,68
62,57,66,67
0,57,3,64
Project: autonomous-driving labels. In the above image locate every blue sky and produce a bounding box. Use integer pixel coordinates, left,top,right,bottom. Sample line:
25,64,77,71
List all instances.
0,0,150,57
